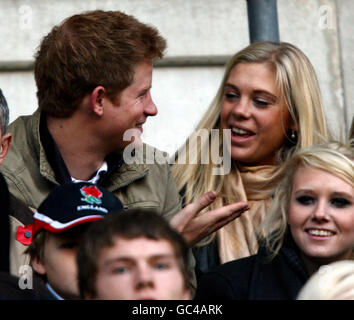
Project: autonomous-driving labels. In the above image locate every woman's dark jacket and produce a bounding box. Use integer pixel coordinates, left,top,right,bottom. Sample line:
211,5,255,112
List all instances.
194,232,309,300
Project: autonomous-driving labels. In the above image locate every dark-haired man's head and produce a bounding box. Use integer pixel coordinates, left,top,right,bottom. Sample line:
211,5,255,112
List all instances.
77,209,191,300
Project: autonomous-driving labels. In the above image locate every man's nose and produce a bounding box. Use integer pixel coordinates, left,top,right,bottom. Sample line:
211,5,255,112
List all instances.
144,93,158,116
135,264,154,289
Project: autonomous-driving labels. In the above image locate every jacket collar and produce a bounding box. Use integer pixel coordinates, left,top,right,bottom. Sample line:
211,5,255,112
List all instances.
257,230,309,281
280,230,309,281
249,230,309,299
39,111,71,184
26,109,58,185
32,109,148,191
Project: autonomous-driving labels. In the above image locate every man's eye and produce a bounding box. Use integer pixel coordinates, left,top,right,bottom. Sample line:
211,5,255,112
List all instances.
296,196,315,205
154,263,169,270
113,266,129,274
330,198,351,208
139,90,148,98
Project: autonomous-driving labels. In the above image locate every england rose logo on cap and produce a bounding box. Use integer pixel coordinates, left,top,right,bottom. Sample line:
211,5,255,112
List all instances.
80,185,103,205
19,182,124,245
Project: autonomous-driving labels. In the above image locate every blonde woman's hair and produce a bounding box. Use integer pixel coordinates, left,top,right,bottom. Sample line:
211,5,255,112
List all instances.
258,141,354,260
172,42,330,244
297,260,354,300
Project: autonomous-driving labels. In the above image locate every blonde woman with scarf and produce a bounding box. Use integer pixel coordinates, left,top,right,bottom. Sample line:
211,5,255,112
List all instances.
172,42,331,280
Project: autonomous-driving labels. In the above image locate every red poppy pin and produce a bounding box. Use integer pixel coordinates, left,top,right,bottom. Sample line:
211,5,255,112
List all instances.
80,185,103,205
16,224,33,246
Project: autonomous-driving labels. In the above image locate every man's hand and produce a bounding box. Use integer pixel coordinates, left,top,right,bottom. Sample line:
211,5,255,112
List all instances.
170,191,249,247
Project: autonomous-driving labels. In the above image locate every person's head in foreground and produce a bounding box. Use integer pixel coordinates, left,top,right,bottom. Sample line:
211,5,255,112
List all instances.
259,141,354,275
77,209,191,300
26,182,123,299
297,260,354,300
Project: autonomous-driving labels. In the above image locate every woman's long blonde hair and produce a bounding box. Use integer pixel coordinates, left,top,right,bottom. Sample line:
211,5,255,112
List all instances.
172,42,330,243
258,141,354,260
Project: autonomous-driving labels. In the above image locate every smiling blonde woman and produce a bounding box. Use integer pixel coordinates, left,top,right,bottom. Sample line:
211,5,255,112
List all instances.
172,42,331,278
195,141,353,300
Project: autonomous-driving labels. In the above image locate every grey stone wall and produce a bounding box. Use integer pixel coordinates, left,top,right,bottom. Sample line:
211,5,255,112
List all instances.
0,0,352,154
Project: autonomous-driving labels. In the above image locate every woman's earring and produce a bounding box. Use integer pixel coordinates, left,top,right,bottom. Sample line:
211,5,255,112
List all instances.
291,130,296,140
290,130,298,144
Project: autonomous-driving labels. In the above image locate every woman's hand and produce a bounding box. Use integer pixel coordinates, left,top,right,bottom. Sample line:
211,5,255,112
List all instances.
170,191,249,247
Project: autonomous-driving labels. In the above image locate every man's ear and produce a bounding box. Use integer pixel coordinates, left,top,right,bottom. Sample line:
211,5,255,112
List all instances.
31,255,47,275
0,132,12,165
90,86,106,117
